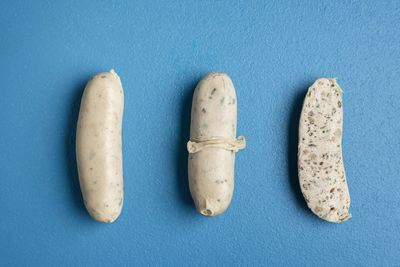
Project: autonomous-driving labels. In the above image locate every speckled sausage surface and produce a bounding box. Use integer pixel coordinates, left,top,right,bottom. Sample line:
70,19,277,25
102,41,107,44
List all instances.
188,72,245,217
76,70,124,223
298,78,351,223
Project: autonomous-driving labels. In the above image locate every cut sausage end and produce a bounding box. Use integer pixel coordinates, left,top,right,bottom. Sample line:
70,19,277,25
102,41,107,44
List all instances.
324,213,352,223
91,69,121,84
194,197,230,217
95,217,117,224
200,209,214,217
109,69,120,80
339,213,352,223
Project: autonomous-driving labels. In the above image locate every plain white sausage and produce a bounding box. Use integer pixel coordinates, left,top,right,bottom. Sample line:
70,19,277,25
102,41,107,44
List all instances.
76,69,124,223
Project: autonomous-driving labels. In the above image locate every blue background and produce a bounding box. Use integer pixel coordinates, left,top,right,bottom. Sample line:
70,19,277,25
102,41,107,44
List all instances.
1,1,399,266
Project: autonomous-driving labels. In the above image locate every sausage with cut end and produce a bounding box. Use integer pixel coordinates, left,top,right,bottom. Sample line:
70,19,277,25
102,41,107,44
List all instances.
188,72,245,217
298,78,351,223
76,69,124,223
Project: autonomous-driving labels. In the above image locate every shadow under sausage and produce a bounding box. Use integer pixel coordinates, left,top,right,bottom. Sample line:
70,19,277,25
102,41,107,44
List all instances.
64,80,90,219
175,79,199,209
287,88,310,213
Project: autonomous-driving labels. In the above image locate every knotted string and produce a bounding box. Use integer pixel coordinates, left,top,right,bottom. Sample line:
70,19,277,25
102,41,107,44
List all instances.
187,136,246,154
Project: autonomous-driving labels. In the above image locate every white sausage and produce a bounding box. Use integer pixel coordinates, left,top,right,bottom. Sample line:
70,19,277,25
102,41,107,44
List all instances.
298,78,351,223
188,72,245,217
76,69,124,223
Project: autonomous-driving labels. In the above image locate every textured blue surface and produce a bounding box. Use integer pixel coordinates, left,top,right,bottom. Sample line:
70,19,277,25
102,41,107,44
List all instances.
1,1,399,266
